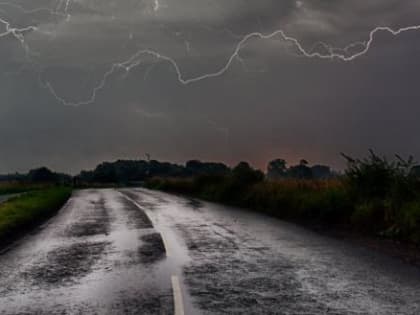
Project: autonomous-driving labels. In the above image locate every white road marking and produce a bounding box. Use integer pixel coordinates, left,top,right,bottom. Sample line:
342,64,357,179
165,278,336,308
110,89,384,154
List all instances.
119,191,184,314
171,275,185,315
119,191,172,257
160,232,172,257
119,193,144,213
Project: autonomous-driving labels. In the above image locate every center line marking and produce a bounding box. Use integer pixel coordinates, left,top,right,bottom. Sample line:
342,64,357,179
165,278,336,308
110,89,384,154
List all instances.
171,275,185,315
160,232,172,257
119,192,173,258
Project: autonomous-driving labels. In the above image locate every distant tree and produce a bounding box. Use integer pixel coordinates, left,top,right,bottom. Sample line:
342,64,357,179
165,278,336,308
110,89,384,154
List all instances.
311,165,332,179
28,167,58,182
0,172,25,182
267,159,287,180
288,160,312,179
75,170,94,184
186,160,230,176
76,159,187,184
92,162,117,182
186,160,202,170
299,159,309,166
232,162,264,185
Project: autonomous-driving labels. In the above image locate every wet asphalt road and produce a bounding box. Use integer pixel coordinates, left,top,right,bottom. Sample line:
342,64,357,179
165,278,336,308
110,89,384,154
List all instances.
0,188,419,315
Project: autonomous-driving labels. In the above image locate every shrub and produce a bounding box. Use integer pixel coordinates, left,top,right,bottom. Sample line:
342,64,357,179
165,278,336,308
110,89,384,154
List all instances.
351,200,387,232
397,202,420,244
342,150,415,203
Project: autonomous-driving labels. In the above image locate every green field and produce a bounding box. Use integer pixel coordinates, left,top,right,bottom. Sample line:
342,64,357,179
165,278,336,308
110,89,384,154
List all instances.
0,187,72,245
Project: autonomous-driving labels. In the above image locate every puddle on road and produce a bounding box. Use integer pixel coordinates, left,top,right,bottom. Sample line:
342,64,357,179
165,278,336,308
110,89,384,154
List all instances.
138,233,166,264
22,241,109,286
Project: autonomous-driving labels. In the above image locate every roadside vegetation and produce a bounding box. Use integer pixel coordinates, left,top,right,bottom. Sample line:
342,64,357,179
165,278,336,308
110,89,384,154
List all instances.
2,152,419,246
146,152,420,246
0,167,73,197
0,187,72,246
0,182,47,196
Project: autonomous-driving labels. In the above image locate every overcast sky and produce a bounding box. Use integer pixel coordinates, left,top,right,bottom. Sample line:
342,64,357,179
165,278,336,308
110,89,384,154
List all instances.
1,0,420,173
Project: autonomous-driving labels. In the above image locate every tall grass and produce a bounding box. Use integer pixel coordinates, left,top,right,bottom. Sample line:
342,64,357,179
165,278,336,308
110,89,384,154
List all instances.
147,169,420,245
0,182,44,195
0,187,72,245
147,177,351,223
245,180,352,223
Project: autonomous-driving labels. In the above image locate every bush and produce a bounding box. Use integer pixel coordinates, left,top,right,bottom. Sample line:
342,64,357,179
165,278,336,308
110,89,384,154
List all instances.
397,202,420,244
342,150,416,203
351,200,388,232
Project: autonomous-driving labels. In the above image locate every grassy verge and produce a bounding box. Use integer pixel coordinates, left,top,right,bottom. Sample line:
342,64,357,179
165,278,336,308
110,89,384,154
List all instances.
0,182,45,196
0,187,72,246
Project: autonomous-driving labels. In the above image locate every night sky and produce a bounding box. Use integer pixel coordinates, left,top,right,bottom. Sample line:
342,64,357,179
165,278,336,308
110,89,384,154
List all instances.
1,0,420,173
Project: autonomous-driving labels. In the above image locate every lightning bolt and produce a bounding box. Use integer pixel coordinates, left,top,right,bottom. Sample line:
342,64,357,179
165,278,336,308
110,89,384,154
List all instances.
0,0,70,55
43,24,420,107
43,63,123,107
0,16,37,47
55,0,71,14
0,2,65,16
153,0,159,12
0,0,77,80
64,0,71,14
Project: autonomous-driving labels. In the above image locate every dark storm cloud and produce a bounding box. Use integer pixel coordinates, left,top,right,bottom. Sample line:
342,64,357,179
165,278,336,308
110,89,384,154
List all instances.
1,0,420,173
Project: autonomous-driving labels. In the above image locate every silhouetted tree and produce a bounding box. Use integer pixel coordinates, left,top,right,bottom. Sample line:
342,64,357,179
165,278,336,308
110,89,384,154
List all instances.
232,162,264,185
267,159,287,180
28,167,57,182
288,160,312,179
311,165,332,179
186,160,229,176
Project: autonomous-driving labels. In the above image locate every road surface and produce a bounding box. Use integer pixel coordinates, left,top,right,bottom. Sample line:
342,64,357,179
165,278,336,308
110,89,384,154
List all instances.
0,188,419,314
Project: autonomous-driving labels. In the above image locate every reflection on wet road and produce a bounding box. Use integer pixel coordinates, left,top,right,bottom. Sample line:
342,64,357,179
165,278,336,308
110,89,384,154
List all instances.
0,188,419,314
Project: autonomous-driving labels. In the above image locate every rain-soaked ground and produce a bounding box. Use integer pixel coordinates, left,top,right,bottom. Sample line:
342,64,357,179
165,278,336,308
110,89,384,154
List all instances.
0,188,419,314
